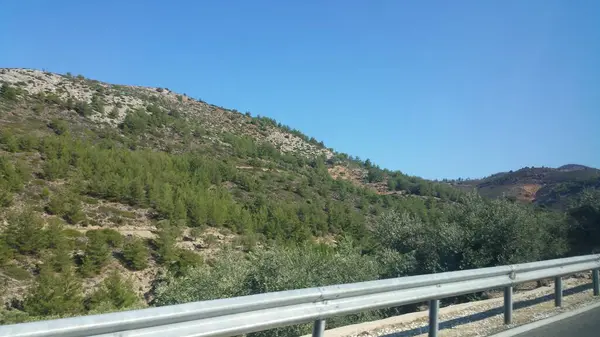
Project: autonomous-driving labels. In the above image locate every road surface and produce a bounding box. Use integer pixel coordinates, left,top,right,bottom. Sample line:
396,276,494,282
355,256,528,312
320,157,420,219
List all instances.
511,305,600,337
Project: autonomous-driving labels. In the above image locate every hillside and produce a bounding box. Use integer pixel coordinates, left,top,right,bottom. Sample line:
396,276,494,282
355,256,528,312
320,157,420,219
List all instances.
452,165,600,209
0,69,461,310
0,68,597,335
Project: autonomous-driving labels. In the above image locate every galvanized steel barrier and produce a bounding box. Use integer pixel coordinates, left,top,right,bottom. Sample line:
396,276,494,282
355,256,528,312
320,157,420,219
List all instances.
2,254,600,337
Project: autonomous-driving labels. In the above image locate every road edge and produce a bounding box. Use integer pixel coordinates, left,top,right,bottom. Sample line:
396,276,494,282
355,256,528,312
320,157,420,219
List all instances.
489,300,600,337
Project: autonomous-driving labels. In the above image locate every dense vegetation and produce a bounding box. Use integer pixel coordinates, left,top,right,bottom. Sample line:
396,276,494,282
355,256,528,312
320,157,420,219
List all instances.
0,73,599,336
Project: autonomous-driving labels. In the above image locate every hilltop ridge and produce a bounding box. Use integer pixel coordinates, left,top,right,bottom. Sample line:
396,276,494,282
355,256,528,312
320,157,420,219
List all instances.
453,164,600,208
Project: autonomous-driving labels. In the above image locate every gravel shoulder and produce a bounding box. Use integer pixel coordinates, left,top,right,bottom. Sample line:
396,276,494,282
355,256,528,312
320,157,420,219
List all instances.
306,274,600,337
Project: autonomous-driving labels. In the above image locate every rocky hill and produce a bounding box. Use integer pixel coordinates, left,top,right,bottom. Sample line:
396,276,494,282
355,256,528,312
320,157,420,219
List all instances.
0,68,332,158
453,165,600,209
0,68,462,314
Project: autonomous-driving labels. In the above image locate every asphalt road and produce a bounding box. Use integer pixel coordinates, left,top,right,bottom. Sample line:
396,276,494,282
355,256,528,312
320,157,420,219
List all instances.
512,306,600,337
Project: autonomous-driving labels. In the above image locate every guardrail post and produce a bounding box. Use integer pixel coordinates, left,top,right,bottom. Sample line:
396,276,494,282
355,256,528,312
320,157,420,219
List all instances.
428,299,439,337
554,277,562,307
593,269,600,296
312,319,326,337
504,286,513,324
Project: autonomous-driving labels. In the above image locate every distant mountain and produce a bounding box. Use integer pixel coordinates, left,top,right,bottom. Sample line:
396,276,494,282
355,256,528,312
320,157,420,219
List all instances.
453,165,600,209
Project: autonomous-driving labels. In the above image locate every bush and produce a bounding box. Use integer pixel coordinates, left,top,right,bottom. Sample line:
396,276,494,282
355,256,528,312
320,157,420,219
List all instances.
0,130,18,152
74,101,93,116
154,220,182,265
17,135,39,152
0,84,18,101
87,229,123,248
42,158,69,181
152,249,252,306
108,107,119,119
374,192,570,274
0,156,27,206
23,268,84,316
170,249,203,276
46,190,86,224
91,94,105,114
3,210,47,255
48,119,68,135
121,237,149,270
80,234,111,277
0,238,12,265
1,264,31,280
86,271,140,311
153,241,382,336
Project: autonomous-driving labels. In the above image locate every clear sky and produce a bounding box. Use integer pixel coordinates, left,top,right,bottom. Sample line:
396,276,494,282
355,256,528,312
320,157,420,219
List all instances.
1,0,599,179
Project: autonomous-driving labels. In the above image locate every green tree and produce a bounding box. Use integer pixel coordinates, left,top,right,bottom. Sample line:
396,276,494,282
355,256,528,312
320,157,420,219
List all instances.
0,132,18,152
108,106,119,119
4,210,47,255
48,119,68,135
74,100,93,116
42,158,69,181
46,190,86,224
80,234,111,276
121,237,149,270
91,94,105,114
0,83,18,101
154,220,181,265
0,237,12,266
23,268,84,316
87,271,139,311
43,219,73,272
87,229,123,248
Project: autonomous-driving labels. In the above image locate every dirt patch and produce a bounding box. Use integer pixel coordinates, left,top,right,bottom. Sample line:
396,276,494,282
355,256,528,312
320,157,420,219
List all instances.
516,184,542,202
328,165,392,195
329,165,367,186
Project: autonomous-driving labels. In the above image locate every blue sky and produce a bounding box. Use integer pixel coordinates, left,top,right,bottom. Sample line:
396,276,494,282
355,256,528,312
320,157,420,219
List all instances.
1,0,599,179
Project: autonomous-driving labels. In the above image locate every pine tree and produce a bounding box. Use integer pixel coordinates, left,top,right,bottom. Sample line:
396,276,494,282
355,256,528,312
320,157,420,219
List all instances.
80,234,111,276
4,210,47,255
87,271,139,311
23,268,84,316
122,237,149,270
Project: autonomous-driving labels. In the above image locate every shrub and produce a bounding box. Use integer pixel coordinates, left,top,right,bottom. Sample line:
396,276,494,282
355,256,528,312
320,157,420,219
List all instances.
87,271,140,311
152,249,251,306
87,229,123,248
121,237,149,270
152,241,381,336
0,84,18,101
91,94,105,114
46,190,86,224
0,238,12,265
80,234,111,277
154,220,181,265
0,132,18,152
23,268,84,316
48,119,68,135
170,249,203,276
108,107,119,119
74,101,93,116
1,264,31,280
42,158,69,181
3,210,47,255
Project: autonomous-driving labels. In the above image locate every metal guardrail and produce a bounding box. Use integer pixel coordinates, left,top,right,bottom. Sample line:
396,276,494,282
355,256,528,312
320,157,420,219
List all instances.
2,254,600,337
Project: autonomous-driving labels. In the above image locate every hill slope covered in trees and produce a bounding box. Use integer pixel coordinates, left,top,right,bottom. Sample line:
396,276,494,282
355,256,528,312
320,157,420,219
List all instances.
453,165,600,208
0,68,598,336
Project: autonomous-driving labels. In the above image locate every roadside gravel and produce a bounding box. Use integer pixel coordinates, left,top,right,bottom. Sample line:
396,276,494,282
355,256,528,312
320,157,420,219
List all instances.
308,274,600,337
